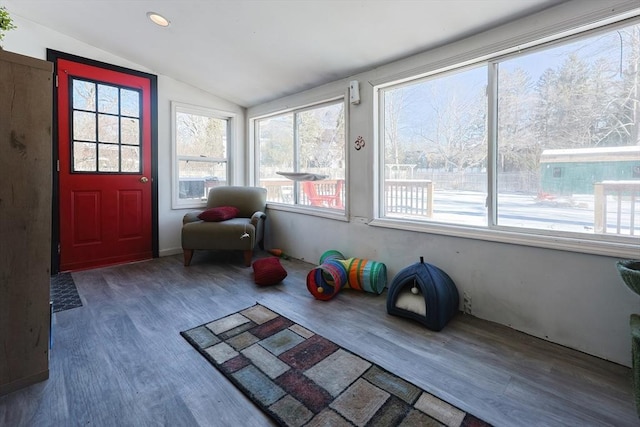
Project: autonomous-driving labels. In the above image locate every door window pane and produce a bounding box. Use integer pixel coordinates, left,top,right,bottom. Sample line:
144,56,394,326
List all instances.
98,114,118,143
121,89,140,117
73,80,96,111
97,84,118,114
74,142,97,172
121,118,140,145
121,146,140,172
98,144,119,172
73,111,96,141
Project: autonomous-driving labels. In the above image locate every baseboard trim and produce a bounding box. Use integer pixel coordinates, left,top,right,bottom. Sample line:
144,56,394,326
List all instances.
159,247,183,257
0,369,49,397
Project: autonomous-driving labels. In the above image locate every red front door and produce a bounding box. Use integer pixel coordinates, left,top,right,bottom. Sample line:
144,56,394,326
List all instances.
56,58,153,271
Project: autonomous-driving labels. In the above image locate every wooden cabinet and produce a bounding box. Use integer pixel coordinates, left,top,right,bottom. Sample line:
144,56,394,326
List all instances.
0,49,53,396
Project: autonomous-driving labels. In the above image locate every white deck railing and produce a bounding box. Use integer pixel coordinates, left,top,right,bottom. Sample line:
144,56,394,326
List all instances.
260,178,435,217
384,179,434,217
259,179,344,207
594,181,640,235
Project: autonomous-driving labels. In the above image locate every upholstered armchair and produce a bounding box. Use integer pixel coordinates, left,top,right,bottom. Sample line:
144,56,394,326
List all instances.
182,186,267,267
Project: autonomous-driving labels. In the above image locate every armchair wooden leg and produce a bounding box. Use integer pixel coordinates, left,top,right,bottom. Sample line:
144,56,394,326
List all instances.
183,249,194,266
243,250,253,267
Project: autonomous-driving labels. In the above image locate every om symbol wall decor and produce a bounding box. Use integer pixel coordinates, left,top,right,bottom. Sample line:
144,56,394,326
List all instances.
354,136,365,150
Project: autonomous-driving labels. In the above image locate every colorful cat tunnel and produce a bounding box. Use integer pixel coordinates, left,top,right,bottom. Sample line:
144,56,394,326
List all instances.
306,250,387,301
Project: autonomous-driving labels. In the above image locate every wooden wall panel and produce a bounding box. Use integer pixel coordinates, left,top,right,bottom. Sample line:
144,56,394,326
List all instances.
0,49,53,396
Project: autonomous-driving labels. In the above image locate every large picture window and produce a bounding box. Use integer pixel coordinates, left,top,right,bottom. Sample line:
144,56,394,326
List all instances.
378,20,639,251
172,102,233,208
255,99,346,212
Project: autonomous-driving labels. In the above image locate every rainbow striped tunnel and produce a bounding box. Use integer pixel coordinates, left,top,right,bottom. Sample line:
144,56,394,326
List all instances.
306,250,388,301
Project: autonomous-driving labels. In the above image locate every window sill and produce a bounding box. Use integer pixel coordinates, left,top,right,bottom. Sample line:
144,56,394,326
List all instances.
368,217,639,259
172,201,207,210
266,202,348,222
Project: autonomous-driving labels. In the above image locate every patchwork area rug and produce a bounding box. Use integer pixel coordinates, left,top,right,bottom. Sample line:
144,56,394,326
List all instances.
50,272,82,313
181,303,491,427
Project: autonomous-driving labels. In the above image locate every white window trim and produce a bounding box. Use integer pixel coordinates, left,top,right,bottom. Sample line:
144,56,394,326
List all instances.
368,218,639,259
251,94,349,219
171,101,236,209
373,14,640,259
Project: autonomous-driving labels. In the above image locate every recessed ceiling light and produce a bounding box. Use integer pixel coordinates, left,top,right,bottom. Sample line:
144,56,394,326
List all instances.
147,11,170,27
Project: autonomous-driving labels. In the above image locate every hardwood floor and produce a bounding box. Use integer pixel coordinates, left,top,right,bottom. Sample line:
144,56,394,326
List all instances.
1,251,636,426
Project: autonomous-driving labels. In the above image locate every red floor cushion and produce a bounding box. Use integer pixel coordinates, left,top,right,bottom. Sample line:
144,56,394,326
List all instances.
252,257,287,286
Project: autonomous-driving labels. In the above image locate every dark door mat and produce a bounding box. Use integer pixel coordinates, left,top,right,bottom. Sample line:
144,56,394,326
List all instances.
50,272,83,313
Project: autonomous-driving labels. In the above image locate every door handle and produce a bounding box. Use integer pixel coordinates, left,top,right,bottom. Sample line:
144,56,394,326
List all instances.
140,176,149,183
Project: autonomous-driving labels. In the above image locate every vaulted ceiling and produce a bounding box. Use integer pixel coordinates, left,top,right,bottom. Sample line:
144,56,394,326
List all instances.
4,0,563,107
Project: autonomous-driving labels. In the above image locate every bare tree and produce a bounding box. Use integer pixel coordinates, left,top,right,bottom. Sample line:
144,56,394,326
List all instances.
497,67,538,171
415,79,487,171
533,25,640,151
384,87,411,166
258,114,294,173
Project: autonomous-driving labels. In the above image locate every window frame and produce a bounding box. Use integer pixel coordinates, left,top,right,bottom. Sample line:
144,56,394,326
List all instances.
171,101,236,209
373,16,640,258
70,77,143,174
251,95,349,220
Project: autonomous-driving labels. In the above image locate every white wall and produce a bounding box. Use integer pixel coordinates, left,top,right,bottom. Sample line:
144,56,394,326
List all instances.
248,0,640,367
3,15,246,258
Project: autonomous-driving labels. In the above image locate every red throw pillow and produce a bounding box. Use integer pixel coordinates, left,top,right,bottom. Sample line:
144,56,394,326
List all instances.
198,206,240,222
252,257,287,286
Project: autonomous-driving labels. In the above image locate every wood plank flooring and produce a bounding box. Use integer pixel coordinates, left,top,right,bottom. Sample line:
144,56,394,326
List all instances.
1,251,636,426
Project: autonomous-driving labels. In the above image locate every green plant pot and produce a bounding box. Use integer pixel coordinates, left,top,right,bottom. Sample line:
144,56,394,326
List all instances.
617,259,640,297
